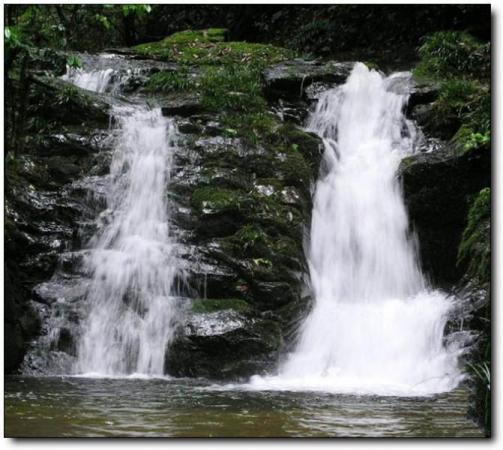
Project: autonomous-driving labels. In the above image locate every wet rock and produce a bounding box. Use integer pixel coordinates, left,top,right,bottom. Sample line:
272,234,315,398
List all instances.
31,75,111,127
407,76,441,113
161,93,204,117
52,328,76,355
399,144,490,285
263,60,355,99
166,308,282,379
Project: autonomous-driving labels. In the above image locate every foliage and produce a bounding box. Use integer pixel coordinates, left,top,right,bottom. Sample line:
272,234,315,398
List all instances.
121,4,152,17
55,85,89,107
66,54,82,69
453,126,490,154
5,4,153,51
415,31,490,80
428,79,490,142
457,188,491,284
291,20,336,55
145,69,195,93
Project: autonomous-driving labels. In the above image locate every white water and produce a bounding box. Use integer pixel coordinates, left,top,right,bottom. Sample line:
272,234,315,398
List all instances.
62,67,116,93
250,63,463,396
62,67,181,376
76,106,179,375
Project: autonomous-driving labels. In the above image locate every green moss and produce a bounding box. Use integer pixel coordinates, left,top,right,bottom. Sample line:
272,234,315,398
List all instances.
191,298,250,314
275,145,313,188
135,28,227,54
221,112,279,145
200,65,266,113
458,187,491,284
233,224,269,253
135,29,294,66
191,186,248,214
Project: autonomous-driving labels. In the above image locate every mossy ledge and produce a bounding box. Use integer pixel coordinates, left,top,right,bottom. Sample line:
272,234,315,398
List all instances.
191,298,250,314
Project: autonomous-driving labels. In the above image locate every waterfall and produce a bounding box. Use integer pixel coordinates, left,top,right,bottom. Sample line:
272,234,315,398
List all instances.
250,63,464,396
62,62,181,376
75,107,179,376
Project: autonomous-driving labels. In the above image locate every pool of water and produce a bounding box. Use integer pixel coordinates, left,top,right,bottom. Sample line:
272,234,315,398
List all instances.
4,376,482,437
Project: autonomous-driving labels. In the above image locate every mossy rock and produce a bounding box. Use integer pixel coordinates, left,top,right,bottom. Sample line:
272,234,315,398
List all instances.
134,29,293,66
191,298,250,314
191,186,249,215
31,76,110,128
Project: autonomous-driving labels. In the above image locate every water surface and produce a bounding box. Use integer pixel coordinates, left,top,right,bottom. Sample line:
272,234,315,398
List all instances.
4,377,482,437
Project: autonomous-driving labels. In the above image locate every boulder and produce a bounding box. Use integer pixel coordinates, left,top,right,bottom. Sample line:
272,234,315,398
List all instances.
263,60,355,99
399,144,490,285
165,306,282,379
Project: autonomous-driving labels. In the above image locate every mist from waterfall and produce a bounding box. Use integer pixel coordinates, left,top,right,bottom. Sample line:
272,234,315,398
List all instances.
249,63,464,396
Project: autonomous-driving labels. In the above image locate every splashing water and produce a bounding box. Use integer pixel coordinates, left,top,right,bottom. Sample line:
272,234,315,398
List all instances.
249,63,464,396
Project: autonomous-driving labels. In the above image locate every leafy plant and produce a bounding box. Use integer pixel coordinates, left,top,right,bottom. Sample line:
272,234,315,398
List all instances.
67,54,82,69
415,31,490,80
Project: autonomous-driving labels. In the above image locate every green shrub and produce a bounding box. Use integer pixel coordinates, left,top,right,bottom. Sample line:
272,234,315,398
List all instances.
430,79,490,140
415,31,490,79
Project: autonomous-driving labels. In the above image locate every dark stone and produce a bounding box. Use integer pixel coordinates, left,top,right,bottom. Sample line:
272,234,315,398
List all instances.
54,328,76,355
31,76,111,128
407,76,441,113
263,60,355,100
251,281,299,309
399,144,491,286
165,310,282,379
161,94,204,117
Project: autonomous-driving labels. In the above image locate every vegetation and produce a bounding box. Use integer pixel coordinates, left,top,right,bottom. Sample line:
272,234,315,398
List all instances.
414,31,490,150
457,188,491,285
415,31,490,80
134,29,294,65
200,65,266,113
144,69,195,93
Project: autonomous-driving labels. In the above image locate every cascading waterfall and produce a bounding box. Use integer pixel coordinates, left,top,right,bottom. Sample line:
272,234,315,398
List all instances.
62,62,181,376
62,67,115,93
250,63,464,396
76,107,179,376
